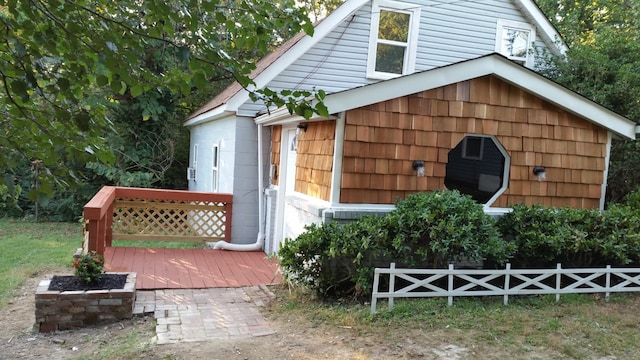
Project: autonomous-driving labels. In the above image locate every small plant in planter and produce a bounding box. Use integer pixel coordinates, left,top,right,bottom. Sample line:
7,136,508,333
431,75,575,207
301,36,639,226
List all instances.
72,251,104,284
37,251,136,333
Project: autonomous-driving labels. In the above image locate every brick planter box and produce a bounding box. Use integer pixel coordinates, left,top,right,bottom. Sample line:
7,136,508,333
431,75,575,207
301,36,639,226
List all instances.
35,272,136,333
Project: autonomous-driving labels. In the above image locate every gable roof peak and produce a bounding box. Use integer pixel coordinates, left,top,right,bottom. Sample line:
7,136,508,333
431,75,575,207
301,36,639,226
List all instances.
186,0,568,126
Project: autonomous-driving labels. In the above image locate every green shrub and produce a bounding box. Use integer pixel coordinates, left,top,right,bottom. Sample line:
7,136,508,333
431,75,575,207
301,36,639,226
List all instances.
278,190,514,299
73,251,105,284
278,216,392,298
497,204,640,267
597,204,640,266
497,205,590,267
280,192,640,300
621,187,640,210
386,190,514,268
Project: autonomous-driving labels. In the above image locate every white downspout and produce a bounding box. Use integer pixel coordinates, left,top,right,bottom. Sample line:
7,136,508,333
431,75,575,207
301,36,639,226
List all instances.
213,123,265,251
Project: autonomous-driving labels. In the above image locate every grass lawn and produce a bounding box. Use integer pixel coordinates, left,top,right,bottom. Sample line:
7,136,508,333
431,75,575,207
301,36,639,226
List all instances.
273,287,640,359
0,218,81,306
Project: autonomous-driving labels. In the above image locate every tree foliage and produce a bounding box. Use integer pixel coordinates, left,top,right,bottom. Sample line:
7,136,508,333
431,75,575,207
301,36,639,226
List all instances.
535,0,640,203
297,0,344,22
0,0,319,200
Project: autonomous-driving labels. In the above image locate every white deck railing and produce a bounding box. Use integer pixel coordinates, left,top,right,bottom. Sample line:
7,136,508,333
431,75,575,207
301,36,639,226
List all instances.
370,263,640,314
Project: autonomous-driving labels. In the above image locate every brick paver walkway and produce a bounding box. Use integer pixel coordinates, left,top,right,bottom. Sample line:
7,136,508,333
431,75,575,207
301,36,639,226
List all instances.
133,286,276,344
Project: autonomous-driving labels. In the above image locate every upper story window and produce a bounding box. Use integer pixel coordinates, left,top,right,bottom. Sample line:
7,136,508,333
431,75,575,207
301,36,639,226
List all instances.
367,0,421,80
495,20,536,67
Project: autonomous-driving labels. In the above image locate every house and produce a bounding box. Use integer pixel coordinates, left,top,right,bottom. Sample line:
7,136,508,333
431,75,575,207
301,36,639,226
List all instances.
184,0,638,254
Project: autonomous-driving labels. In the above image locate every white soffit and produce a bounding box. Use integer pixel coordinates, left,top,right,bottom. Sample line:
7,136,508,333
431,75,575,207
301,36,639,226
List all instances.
322,55,635,140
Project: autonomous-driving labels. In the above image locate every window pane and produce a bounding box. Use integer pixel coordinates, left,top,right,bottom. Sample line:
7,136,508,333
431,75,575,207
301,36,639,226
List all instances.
375,43,405,74
378,10,410,42
501,28,529,58
463,137,483,159
445,136,507,204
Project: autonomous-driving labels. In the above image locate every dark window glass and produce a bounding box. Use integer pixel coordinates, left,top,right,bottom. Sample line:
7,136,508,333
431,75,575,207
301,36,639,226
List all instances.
445,136,507,203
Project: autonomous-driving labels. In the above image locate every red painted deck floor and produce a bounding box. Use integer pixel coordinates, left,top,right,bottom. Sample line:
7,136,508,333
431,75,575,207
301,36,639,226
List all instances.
103,247,282,290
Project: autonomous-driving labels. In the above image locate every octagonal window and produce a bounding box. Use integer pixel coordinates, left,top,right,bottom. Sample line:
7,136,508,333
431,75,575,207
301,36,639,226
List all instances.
445,135,509,205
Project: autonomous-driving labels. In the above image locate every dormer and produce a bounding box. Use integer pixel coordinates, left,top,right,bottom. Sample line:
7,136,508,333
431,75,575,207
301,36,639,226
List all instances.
366,0,421,79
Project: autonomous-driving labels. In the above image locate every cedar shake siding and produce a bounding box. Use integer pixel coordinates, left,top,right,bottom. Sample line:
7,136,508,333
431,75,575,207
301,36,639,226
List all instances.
294,121,336,201
340,75,607,209
270,125,282,186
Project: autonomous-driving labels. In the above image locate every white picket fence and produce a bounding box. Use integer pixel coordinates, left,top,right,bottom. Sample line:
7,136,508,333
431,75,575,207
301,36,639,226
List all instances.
370,263,640,314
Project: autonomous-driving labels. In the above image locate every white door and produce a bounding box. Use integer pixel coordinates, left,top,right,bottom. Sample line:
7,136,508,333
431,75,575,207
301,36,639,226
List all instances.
272,128,298,254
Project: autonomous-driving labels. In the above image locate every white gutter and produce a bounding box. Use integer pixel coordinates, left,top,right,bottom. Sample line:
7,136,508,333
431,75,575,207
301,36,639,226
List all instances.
213,124,265,251
184,108,236,127
255,107,307,125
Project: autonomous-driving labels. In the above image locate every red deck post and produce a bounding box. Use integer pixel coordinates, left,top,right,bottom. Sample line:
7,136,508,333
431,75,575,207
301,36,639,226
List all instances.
83,186,117,255
105,201,114,248
86,219,99,254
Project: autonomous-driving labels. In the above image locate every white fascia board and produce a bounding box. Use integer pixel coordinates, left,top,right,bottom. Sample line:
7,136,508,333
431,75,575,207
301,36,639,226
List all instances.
183,107,236,127
255,108,307,125
322,55,635,140
223,0,370,112
600,131,613,211
323,56,497,112
515,0,568,54
255,106,335,126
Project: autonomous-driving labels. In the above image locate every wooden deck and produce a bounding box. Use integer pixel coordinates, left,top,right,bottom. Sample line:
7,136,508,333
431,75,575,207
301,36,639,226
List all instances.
103,247,282,289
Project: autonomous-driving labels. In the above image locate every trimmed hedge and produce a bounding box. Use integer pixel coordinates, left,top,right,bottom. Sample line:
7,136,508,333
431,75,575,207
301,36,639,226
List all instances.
279,189,640,299
496,203,640,268
279,190,513,298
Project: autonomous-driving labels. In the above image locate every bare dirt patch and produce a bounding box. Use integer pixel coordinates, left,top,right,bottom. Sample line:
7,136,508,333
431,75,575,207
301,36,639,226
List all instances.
0,270,625,360
0,273,482,360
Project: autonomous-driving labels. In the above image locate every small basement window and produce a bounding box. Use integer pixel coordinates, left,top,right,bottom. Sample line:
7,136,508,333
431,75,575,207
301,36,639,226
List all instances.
367,0,420,79
495,19,536,67
445,135,510,205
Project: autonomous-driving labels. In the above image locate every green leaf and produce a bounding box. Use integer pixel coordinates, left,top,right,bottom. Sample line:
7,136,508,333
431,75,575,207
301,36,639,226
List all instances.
57,77,70,91
192,71,208,89
315,102,329,117
177,47,191,63
10,79,28,100
130,84,144,97
96,74,109,87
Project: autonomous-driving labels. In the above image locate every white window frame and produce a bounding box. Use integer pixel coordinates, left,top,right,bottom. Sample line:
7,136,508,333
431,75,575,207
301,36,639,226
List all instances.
495,19,536,68
446,135,510,207
366,0,421,80
211,143,220,192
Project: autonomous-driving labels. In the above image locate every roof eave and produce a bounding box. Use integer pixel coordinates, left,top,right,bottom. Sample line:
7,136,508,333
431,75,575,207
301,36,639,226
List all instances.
183,107,236,127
